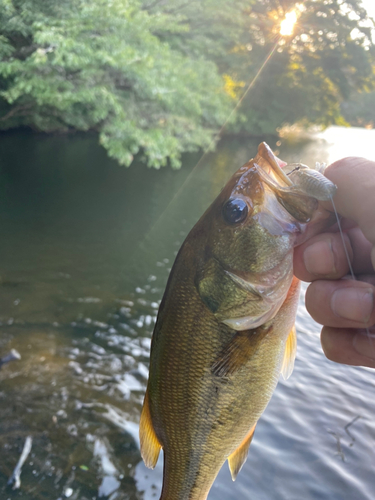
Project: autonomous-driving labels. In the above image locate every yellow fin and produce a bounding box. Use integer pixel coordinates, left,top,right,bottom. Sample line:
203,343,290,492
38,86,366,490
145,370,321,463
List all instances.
281,325,297,380
228,424,256,481
139,390,162,469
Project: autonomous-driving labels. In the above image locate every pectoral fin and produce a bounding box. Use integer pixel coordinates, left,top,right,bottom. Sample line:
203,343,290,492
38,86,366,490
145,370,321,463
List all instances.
228,424,256,481
212,327,270,377
281,325,297,380
139,390,162,469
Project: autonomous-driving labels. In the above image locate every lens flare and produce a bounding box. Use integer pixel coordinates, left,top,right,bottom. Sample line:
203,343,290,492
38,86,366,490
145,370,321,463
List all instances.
280,10,297,36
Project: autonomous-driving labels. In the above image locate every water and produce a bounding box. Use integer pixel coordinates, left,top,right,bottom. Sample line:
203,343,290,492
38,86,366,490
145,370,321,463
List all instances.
0,126,374,500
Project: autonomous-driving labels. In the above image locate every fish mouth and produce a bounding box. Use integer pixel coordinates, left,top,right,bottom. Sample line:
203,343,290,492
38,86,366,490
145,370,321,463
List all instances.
221,255,294,331
253,170,306,239
254,210,303,238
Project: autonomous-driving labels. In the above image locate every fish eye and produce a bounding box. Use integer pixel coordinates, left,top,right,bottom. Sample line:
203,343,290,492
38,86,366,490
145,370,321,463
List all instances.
222,198,248,225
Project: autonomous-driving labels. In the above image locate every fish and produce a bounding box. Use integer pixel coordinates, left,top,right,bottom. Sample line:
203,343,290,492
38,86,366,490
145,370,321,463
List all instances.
139,142,336,500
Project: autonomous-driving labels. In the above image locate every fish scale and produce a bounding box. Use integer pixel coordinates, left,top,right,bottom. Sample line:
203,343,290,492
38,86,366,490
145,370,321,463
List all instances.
140,143,337,500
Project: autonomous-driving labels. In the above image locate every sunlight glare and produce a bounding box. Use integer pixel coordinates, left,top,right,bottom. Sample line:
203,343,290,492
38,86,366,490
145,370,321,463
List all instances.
280,10,297,36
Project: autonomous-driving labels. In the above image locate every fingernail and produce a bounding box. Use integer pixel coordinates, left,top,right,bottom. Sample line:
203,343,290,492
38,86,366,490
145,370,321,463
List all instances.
303,241,335,275
353,331,375,360
331,288,374,323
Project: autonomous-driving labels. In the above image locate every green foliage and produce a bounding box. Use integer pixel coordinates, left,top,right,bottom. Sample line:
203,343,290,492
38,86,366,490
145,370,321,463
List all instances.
224,0,375,134
0,0,232,167
0,0,374,167
341,90,375,127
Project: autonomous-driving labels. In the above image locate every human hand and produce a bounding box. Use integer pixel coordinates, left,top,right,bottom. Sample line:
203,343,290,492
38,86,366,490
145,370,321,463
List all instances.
293,157,375,368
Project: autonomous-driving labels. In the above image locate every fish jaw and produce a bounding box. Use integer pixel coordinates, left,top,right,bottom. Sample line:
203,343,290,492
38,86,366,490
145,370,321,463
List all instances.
222,291,288,330
220,255,294,330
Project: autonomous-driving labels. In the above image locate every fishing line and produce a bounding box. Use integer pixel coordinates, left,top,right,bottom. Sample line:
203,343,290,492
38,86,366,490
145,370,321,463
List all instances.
142,36,282,241
329,196,356,280
329,194,371,337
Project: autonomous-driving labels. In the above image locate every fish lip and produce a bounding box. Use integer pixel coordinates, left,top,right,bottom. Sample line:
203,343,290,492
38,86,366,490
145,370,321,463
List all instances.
282,219,303,235
293,225,309,246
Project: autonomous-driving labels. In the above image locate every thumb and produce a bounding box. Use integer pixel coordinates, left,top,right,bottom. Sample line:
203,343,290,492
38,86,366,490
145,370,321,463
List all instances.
322,157,375,246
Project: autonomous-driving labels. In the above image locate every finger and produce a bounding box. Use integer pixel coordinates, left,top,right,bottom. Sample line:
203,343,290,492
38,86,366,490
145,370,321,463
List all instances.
294,232,352,281
305,280,375,329
357,275,375,287
294,227,373,281
321,157,375,246
346,226,374,274
334,217,358,232
321,326,375,368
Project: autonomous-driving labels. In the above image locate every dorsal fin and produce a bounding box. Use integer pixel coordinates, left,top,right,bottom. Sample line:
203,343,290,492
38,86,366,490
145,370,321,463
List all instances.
139,390,162,469
228,423,256,481
281,325,297,380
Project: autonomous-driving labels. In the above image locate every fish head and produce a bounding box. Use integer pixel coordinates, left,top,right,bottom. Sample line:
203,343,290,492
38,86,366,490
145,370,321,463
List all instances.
194,142,336,330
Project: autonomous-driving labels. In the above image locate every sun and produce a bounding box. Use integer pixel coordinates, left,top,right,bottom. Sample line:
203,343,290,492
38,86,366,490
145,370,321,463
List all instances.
280,10,298,36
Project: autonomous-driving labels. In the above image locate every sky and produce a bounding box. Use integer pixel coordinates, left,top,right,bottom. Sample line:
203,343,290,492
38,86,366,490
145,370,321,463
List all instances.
362,0,375,18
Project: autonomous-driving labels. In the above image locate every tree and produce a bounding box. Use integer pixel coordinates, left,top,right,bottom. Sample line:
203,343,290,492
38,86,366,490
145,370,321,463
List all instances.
142,0,375,135
341,90,375,127
0,0,374,168
0,0,232,168
216,0,375,134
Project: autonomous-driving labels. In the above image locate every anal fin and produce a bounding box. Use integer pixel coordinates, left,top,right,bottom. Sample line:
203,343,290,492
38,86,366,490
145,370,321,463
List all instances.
228,423,256,481
139,390,162,469
281,325,297,380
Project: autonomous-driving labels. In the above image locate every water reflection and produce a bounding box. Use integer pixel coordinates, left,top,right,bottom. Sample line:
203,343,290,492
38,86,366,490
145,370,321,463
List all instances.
0,127,374,499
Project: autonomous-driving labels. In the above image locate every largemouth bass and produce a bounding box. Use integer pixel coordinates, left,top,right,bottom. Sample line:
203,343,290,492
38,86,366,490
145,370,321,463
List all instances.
140,143,336,500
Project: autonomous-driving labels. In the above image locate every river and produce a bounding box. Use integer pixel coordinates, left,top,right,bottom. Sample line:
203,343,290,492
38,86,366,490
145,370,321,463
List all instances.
0,126,374,500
